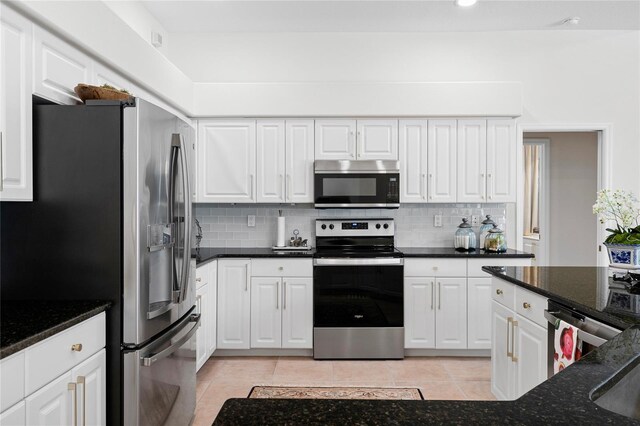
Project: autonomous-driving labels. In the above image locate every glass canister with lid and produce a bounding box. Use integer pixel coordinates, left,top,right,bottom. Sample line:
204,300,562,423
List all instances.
454,218,477,251
478,215,496,249
484,224,507,253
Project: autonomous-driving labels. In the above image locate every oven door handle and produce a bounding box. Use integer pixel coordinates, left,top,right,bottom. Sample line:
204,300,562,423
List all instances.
544,309,612,348
313,258,404,266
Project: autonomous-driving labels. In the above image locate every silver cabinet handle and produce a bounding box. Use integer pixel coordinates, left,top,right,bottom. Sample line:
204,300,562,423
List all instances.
249,174,254,199
283,281,287,309
430,281,434,310
77,376,86,426
421,174,426,200
350,130,356,158
480,172,486,200
438,281,441,310
511,319,518,362
287,174,292,201
276,281,279,309
68,382,78,426
487,173,493,200
245,264,249,291
280,174,284,201
428,174,433,199
358,131,363,158
507,317,513,360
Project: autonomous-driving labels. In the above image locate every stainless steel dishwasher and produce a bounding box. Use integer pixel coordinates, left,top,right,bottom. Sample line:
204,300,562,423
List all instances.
545,300,621,377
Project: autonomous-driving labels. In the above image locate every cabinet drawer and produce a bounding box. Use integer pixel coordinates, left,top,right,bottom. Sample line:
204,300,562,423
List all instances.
251,259,312,277
0,351,25,412
196,261,213,289
404,258,466,277
491,277,515,311
516,287,548,328
25,313,105,395
467,258,532,277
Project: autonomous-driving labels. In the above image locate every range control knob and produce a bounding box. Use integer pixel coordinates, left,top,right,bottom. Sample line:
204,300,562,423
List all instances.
329,224,334,230
321,224,327,230
383,223,389,229
375,224,381,229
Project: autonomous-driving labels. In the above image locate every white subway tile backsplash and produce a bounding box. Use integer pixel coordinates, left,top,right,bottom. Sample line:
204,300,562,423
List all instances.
194,203,508,248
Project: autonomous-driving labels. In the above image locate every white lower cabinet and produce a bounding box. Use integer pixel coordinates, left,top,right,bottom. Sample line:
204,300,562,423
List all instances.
434,278,467,349
196,260,218,371
195,282,210,370
251,276,313,349
217,260,251,349
491,278,547,400
2,314,107,426
404,277,436,348
467,278,492,349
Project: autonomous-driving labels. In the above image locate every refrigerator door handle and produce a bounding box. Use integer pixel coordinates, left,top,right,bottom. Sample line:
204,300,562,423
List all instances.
141,313,200,367
169,137,182,302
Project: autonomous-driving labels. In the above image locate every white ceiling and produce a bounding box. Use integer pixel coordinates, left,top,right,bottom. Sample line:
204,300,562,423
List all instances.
141,0,640,33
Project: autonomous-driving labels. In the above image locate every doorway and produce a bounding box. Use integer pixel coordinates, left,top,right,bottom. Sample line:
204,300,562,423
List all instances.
521,131,600,266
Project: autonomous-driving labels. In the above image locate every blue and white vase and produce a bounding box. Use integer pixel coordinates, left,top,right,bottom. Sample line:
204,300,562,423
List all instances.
604,243,640,269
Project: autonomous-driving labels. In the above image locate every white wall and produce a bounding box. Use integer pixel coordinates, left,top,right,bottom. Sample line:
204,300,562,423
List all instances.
525,132,599,266
170,30,640,195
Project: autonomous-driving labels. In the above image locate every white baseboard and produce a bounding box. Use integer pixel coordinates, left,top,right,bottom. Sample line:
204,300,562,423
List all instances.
211,348,489,358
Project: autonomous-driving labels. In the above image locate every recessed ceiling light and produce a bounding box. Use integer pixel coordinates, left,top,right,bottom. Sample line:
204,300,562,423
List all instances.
562,17,581,25
455,0,478,7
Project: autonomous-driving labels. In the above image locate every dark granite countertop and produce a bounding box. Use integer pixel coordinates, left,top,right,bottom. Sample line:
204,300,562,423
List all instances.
398,247,534,258
483,266,640,330
193,247,315,266
214,266,640,425
0,300,111,359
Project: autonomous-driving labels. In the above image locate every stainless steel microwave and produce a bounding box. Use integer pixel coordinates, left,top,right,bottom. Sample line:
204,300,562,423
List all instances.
314,160,400,208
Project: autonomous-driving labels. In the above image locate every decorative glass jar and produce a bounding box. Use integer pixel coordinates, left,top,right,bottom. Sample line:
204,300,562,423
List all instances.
478,215,496,249
484,224,507,253
454,218,476,251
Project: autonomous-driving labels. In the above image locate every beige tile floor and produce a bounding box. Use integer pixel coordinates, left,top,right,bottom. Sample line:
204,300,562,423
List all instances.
193,356,494,425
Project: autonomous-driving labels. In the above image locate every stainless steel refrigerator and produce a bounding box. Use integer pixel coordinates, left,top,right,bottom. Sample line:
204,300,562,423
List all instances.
1,98,198,425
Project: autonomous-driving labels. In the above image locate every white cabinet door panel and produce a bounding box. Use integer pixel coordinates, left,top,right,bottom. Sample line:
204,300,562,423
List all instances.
281,277,313,349
404,277,436,349
198,120,256,203
0,5,33,201
514,315,548,398
457,120,487,203
315,120,356,160
427,120,457,203
0,401,25,426
285,120,314,203
487,120,516,202
257,120,285,203
467,278,492,349
491,300,515,400
209,261,218,355
71,350,106,426
217,260,251,349
357,120,398,160
251,277,282,348
25,371,73,426
33,27,92,105
399,120,427,203
435,278,467,349
195,283,209,371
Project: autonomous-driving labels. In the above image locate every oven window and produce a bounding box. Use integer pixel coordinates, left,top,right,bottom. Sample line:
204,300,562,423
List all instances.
322,178,377,197
314,265,403,328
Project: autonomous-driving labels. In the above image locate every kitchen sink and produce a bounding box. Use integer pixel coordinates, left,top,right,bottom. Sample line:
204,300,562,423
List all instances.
591,355,640,420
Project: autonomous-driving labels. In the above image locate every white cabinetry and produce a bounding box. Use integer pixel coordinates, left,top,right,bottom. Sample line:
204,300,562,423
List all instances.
197,120,256,203
195,281,210,370
33,26,93,105
404,259,467,349
315,119,398,160
457,119,516,203
491,277,547,400
427,120,457,202
467,278,493,349
0,5,33,201
196,260,217,371
1,314,106,426
285,120,315,203
257,120,286,203
250,259,313,349
217,259,251,349
399,120,428,203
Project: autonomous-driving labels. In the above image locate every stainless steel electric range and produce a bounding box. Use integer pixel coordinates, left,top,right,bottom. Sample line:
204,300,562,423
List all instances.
313,218,404,359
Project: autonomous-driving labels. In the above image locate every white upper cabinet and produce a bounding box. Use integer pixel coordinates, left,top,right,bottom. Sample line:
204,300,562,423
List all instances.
427,120,457,203
0,5,33,201
315,119,398,160
285,120,315,203
399,120,428,203
315,119,356,160
356,120,398,160
457,120,487,203
197,120,256,203
487,120,516,202
33,26,92,105
257,120,286,203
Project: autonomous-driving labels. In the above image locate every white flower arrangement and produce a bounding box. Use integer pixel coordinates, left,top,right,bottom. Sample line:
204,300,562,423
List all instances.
593,189,640,245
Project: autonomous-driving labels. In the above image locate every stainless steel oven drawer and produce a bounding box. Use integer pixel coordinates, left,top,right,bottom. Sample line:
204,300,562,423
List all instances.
313,327,404,359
